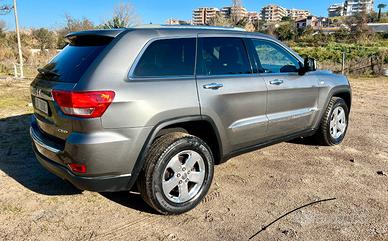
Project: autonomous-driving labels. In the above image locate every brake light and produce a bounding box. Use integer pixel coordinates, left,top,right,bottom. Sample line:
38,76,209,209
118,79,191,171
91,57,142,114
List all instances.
52,90,115,118
68,163,87,173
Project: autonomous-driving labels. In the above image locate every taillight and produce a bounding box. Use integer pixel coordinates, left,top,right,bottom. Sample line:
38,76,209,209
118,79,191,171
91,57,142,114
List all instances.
68,163,87,173
52,90,115,118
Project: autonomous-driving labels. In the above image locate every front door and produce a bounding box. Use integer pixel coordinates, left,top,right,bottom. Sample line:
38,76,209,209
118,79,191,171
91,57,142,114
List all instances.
250,38,319,138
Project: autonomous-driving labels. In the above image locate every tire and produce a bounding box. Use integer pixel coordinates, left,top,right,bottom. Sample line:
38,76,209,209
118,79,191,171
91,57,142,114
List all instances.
314,97,349,146
137,132,214,215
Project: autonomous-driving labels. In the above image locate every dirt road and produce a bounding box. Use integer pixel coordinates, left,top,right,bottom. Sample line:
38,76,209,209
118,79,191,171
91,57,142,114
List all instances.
0,77,387,240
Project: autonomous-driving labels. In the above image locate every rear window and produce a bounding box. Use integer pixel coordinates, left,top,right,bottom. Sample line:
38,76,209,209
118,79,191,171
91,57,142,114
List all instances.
133,38,196,77
37,36,112,83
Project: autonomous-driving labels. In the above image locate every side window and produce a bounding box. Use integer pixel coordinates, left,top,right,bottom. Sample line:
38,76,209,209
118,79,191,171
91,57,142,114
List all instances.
251,39,300,73
134,38,195,77
197,37,252,76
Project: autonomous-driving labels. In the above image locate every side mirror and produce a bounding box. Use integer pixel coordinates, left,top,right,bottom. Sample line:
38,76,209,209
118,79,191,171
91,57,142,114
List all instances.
299,57,317,75
304,57,317,72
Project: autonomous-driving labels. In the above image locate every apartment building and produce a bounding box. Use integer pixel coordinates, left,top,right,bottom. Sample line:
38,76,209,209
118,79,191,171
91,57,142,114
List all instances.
296,16,329,29
261,4,288,22
328,3,345,17
247,11,261,24
192,7,220,25
220,6,248,21
343,0,374,16
287,9,311,20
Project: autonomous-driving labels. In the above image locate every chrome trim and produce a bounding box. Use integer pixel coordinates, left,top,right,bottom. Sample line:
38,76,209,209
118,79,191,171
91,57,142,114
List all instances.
127,36,197,80
30,127,61,154
127,34,305,81
30,85,53,101
268,107,319,123
269,79,284,85
203,83,224,90
229,115,268,131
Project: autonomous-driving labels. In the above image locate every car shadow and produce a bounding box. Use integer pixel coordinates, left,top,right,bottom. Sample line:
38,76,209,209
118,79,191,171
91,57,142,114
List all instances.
287,136,321,146
101,191,159,214
0,114,81,195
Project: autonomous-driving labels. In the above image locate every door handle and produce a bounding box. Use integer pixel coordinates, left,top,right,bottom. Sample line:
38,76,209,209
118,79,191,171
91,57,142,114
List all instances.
203,83,224,90
269,79,284,85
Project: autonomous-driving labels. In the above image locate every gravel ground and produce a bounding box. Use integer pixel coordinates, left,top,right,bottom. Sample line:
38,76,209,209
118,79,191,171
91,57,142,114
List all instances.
0,77,387,241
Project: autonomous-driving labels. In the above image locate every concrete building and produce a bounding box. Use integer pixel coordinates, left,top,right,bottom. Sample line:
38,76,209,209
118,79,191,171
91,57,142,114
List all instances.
296,16,330,29
261,4,288,22
192,7,220,25
328,3,345,17
220,6,248,22
344,0,374,16
287,9,311,20
247,11,261,24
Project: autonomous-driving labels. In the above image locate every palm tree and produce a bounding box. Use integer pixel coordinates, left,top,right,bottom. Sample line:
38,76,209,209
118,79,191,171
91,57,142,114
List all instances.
377,3,387,21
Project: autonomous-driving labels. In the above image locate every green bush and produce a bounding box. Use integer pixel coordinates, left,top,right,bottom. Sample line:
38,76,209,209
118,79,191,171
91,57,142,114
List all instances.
292,42,386,63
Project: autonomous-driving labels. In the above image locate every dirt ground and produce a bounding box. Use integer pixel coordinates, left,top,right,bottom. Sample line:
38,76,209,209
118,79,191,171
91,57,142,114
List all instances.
0,77,387,241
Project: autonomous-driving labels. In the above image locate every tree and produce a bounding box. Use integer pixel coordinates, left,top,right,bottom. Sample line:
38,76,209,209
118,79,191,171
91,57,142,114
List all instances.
102,2,140,29
231,0,243,25
64,14,95,33
208,12,233,27
346,12,372,42
377,3,387,22
0,0,12,15
56,15,95,48
274,21,297,41
32,28,56,51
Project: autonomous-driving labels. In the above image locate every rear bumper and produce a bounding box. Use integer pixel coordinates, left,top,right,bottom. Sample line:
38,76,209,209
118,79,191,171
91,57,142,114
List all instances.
30,115,151,192
33,146,132,192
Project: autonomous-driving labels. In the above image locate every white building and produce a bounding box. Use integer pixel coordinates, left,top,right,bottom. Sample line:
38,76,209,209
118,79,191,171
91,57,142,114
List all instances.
192,7,220,25
328,3,345,17
344,0,374,16
287,9,311,20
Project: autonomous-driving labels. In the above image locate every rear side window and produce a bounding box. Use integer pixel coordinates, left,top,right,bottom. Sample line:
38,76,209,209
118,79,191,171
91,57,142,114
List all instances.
197,37,252,76
251,39,300,73
38,36,112,83
134,38,196,77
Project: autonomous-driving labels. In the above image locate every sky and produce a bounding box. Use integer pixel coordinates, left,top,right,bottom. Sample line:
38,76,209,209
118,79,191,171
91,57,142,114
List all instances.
0,0,382,30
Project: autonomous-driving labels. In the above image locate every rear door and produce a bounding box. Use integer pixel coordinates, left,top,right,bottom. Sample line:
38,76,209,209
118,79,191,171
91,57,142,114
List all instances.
30,34,115,140
249,38,319,138
196,35,268,153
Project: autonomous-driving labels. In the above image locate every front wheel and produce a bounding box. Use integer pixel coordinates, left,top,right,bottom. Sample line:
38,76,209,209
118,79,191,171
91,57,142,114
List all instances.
314,97,349,146
137,132,214,215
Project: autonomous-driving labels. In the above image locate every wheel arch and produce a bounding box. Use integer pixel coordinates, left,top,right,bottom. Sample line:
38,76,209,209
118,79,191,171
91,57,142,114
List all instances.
126,115,223,190
314,86,352,130
332,90,352,111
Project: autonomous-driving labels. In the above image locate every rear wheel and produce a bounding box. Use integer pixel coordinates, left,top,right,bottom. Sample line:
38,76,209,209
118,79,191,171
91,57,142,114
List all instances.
137,132,214,215
314,97,349,146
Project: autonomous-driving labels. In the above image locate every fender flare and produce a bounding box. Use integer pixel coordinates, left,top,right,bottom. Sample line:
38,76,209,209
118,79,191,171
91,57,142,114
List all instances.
314,85,352,130
125,115,223,190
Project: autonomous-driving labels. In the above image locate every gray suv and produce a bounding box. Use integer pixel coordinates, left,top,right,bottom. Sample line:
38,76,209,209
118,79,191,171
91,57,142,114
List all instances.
30,26,351,214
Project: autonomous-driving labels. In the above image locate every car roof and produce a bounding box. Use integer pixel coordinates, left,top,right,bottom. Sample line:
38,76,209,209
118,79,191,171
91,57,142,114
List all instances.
66,25,275,40
129,25,273,38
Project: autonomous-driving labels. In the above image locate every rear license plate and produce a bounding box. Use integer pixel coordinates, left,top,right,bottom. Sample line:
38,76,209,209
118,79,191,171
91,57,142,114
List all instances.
34,97,48,115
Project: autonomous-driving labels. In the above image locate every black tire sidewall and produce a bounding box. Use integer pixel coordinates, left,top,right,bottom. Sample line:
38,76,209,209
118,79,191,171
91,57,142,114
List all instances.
152,136,214,214
325,99,349,145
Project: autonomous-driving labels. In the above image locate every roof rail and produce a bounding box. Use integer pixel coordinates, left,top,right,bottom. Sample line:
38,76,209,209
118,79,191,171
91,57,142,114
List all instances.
133,24,247,32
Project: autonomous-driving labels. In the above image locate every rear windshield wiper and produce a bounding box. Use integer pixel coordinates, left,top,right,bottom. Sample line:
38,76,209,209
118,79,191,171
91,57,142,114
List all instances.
37,68,60,77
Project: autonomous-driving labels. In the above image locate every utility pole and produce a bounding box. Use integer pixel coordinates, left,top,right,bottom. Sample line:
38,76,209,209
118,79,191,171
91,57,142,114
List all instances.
13,0,24,78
